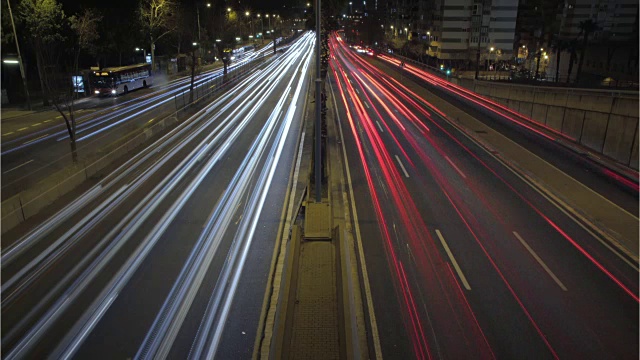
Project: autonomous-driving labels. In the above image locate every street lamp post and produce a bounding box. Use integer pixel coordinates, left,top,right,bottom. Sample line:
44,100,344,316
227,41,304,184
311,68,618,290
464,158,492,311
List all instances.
535,47,543,79
266,14,271,38
489,46,494,71
257,14,264,44
135,47,147,63
6,0,31,110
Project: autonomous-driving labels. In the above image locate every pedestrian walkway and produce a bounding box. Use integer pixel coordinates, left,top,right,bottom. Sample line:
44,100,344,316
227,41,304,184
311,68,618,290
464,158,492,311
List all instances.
288,240,340,360
1,108,37,120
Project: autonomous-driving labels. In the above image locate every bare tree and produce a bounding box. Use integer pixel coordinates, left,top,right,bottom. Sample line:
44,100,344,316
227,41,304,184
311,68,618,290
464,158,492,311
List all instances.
46,8,101,161
139,0,178,72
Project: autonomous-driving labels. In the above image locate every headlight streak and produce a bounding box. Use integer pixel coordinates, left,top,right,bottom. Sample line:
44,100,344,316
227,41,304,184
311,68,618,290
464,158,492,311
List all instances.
1,185,129,295
1,37,305,272
4,34,314,359
332,38,497,359
134,38,311,360
46,34,314,360
2,68,252,276
1,44,272,155
3,64,224,155
135,36,313,359
189,46,312,360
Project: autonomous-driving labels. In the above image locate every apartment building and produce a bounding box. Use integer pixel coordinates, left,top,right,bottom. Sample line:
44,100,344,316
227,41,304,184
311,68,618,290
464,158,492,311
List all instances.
427,0,519,67
553,0,639,81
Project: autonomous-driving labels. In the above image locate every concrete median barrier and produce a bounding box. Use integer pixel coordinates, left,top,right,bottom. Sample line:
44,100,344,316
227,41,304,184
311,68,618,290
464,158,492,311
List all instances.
603,114,639,165
562,108,586,141
453,80,638,169
580,112,609,152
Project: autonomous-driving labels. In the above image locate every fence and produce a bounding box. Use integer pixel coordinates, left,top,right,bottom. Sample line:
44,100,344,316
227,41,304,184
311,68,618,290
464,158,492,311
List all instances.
173,56,266,114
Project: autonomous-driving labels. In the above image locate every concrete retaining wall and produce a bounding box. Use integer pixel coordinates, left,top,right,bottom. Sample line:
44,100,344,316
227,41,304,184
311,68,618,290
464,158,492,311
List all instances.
454,80,639,169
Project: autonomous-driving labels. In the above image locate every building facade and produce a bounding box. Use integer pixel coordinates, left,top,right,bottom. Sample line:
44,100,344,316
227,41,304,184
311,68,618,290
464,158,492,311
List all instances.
418,0,519,68
552,0,639,82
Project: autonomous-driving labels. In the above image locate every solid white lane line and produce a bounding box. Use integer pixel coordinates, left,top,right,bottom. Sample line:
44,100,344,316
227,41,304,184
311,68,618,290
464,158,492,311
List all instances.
395,155,410,178
435,229,471,290
375,120,384,132
3,159,34,174
444,155,467,179
23,134,49,145
513,231,568,291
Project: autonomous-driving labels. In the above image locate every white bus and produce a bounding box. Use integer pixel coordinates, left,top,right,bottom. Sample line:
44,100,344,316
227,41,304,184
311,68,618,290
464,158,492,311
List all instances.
90,63,152,96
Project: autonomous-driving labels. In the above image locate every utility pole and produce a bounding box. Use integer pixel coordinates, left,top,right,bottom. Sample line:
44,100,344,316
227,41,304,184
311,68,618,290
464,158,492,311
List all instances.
7,0,31,110
474,26,482,80
314,0,322,202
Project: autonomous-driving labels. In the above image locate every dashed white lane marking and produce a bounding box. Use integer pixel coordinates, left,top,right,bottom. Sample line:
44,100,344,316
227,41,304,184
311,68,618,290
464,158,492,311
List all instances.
513,231,567,291
395,155,410,178
436,229,471,290
444,155,467,179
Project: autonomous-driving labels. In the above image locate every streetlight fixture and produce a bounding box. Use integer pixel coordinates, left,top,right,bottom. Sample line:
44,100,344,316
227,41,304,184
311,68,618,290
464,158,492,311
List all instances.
193,42,198,46
6,0,30,109
135,47,147,62
257,14,265,44
227,7,232,12
3,59,19,64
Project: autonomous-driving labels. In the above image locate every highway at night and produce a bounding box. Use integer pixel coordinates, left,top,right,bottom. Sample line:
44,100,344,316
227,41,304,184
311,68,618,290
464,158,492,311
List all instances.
1,33,314,359
2,8,638,358
328,33,638,359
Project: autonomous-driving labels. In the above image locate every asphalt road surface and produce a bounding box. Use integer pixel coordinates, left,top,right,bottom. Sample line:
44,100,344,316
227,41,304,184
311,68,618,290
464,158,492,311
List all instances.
1,32,314,359
329,34,638,359
1,44,273,200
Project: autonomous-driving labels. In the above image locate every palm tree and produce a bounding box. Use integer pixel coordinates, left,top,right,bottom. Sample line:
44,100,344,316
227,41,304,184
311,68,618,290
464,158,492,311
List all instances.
576,19,600,83
551,38,569,82
565,39,579,83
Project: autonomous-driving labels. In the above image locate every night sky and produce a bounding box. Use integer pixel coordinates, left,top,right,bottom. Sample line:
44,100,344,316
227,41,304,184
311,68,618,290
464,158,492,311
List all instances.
59,0,299,15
